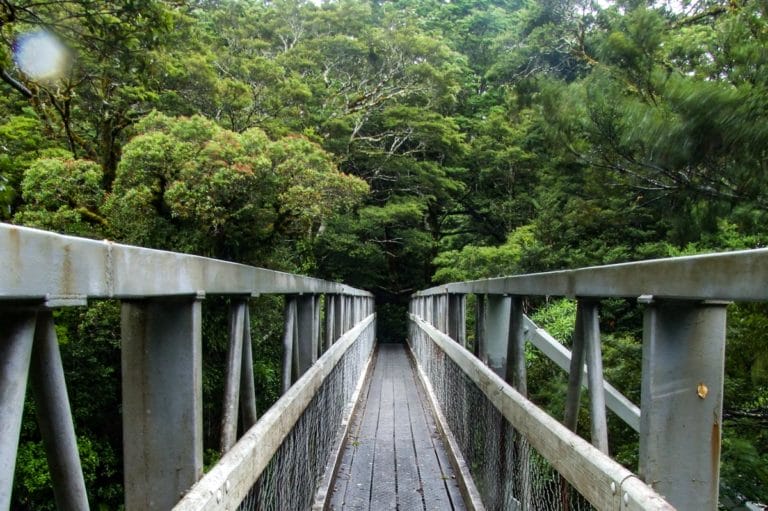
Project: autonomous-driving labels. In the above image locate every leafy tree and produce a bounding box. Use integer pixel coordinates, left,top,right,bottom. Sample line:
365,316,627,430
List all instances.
104,112,368,264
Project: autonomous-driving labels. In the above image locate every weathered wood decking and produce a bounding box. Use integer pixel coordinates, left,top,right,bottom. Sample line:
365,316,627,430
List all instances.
329,343,467,511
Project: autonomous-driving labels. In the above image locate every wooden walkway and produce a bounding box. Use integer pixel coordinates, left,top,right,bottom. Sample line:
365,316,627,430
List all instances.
329,343,466,511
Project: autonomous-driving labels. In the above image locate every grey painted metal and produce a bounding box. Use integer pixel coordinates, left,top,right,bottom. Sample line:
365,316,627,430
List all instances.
0,309,37,511
30,311,90,511
448,294,461,345
281,298,297,394
121,298,203,511
457,294,467,347
414,247,768,301
347,295,353,331
483,295,510,377
524,316,641,432
639,300,727,511
581,301,609,454
410,314,674,510
440,293,450,332
449,295,459,340
505,296,527,395
173,314,376,511
239,306,258,429
564,305,586,434
324,294,335,351
296,295,318,378
314,295,322,359
474,294,485,357
333,294,344,340
221,300,247,454
0,223,373,301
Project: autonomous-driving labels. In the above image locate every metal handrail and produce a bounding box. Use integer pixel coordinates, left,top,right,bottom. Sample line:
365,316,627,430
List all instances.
0,223,372,303
415,248,768,301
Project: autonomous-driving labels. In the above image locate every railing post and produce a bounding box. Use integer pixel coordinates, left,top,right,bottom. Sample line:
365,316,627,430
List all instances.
0,308,37,511
505,296,526,395
221,298,248,454
325,294,336,351
314,295,322,359
564,302,586,432
483,295,511,377
30,311,90,510
582,300,609,453
504,296,531,509
474,294,486,357
441,294,450,333
296,294,317,377
448,294,466,347
343,295,351,332
429,296,435,326
639,298,727,511
239,306,258,430
121,296,203,511
281,296,298,393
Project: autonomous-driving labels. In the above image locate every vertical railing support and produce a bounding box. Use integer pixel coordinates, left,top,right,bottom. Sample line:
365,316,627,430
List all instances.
0,308,37,511
639,298,727,511
484,295,511,377
31,311,90,510
564,302,586,432
239,306,258,430
448,294,467,347
314,295,323,359
221,299,248,453
505,296,527,395
582,300,608,453
474,294,486,357
121,296,203,511
296,295,317,377
324,294,336,351
334,294,345,340
505,296,531,509
281,296,298,394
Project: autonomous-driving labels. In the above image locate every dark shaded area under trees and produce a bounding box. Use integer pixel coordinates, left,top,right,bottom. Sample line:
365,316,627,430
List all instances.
1,0,767,508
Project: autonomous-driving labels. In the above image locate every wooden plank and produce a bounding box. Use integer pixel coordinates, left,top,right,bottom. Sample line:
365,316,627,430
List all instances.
370,439,397,509
328,343,467,511
370,346,396,509
392,349,425,511
342,347,384,510
401,353,455,511
342,442,374,510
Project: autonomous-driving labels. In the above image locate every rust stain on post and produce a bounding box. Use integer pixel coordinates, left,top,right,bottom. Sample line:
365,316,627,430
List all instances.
711,420,720,486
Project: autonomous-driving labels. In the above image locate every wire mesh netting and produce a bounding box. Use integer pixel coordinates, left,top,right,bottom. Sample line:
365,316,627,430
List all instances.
408,320,594,511
236,321,375,511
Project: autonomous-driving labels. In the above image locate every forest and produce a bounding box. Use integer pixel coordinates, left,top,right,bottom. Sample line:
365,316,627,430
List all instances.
1,0,767,508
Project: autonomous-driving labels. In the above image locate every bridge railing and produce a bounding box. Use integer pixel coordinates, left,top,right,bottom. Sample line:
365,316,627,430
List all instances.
0,223,374,511
409,249,768,511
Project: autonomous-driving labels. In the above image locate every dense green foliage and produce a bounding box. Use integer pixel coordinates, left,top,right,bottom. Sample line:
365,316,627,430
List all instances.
2,0,767,507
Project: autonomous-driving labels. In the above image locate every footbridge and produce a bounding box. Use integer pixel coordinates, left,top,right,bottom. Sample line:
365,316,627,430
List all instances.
2,223,765,510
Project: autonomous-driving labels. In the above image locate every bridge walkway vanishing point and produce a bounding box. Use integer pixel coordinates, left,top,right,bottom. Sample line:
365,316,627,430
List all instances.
328,343,466,511
5,223,768,511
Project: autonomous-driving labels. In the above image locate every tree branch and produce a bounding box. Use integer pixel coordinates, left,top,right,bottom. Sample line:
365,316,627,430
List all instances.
0,68,32,98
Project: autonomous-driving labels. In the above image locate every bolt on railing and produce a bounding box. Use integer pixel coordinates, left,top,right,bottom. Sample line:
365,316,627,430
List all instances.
0,223,374,511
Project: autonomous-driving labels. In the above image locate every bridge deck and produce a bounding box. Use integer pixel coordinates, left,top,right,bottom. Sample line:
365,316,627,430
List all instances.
329,343,466,510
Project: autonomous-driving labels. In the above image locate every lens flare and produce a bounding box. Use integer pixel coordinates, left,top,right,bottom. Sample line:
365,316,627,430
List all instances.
13,30,70,81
